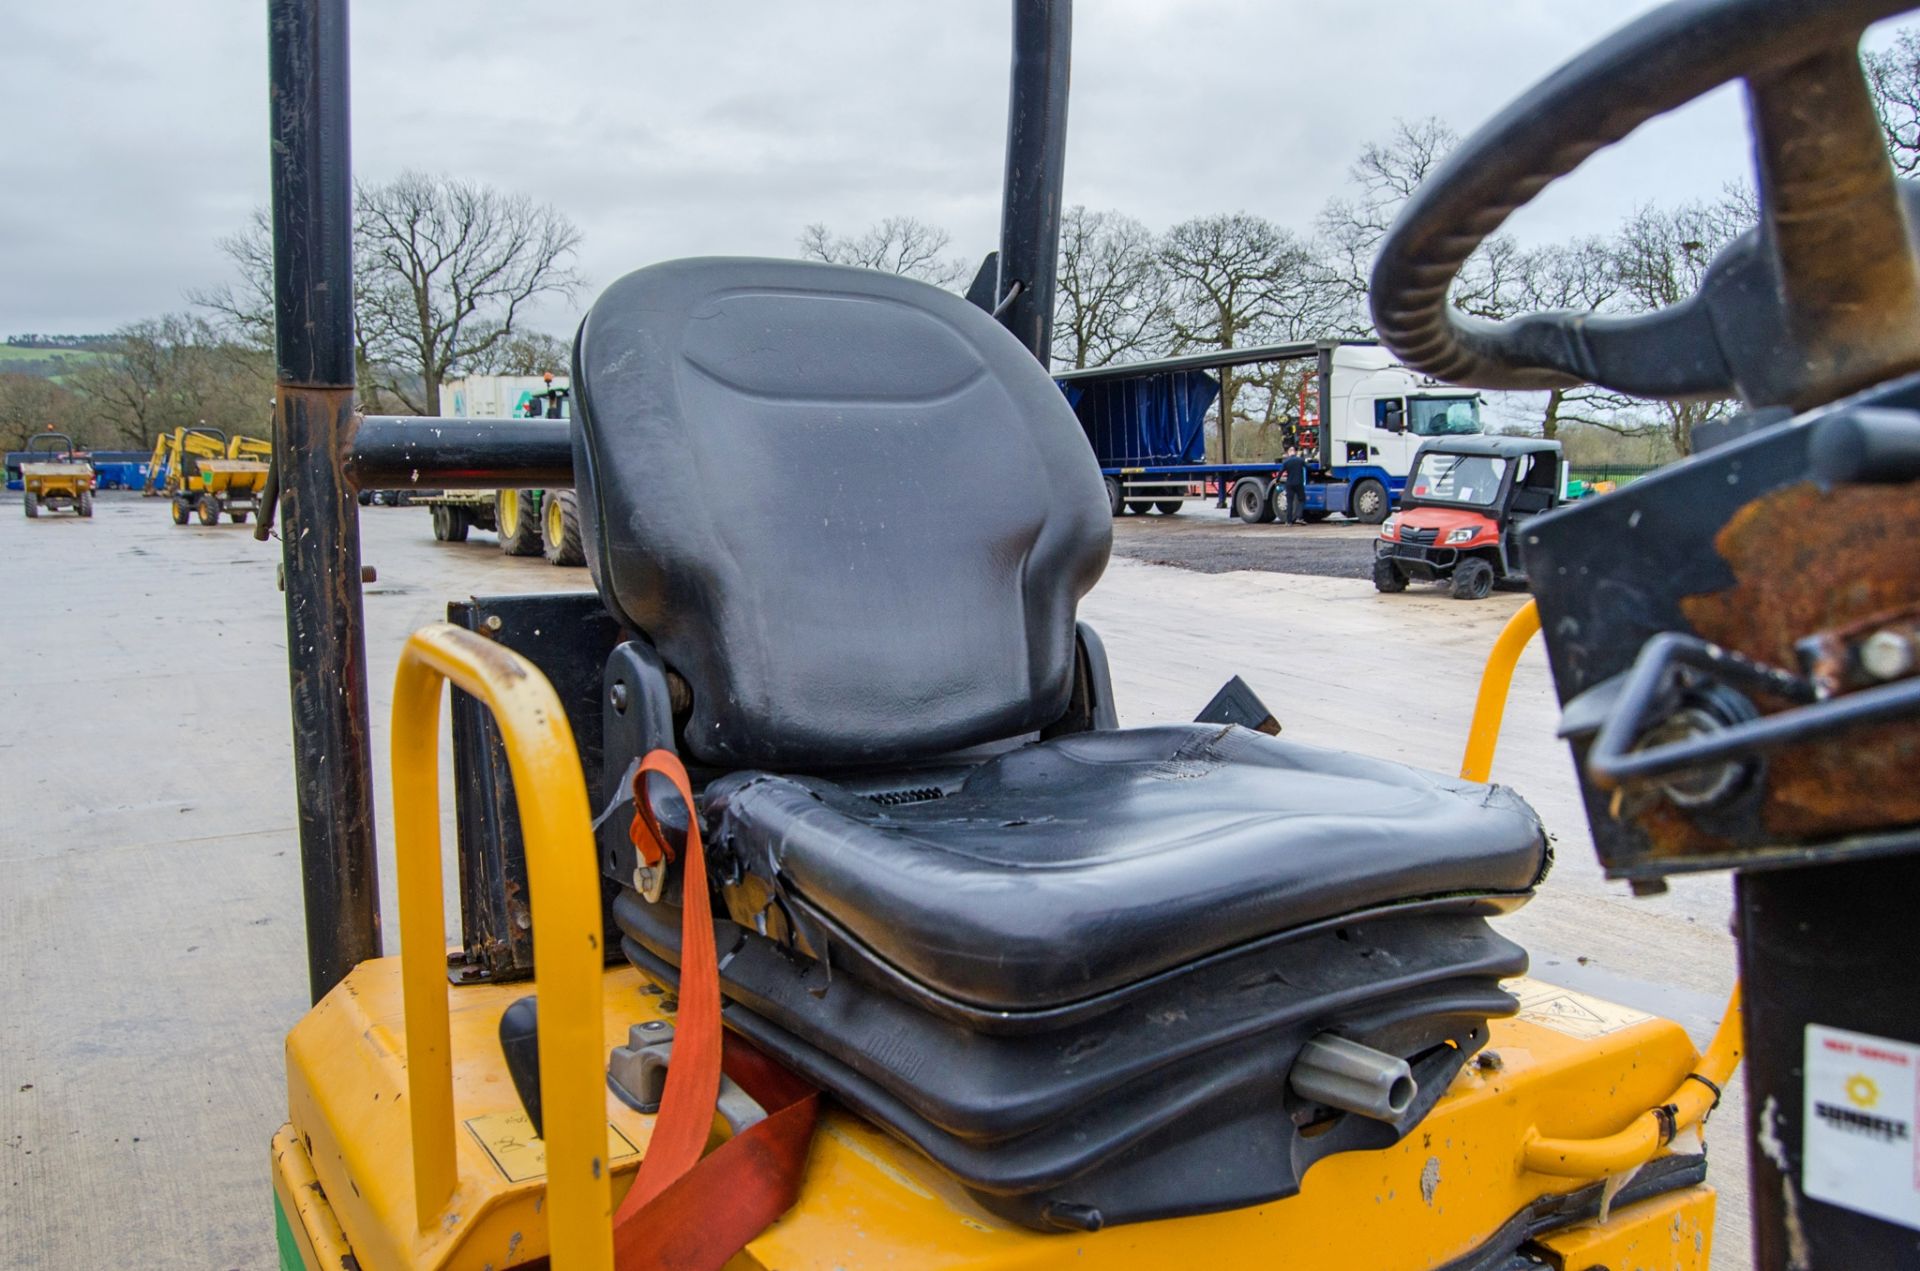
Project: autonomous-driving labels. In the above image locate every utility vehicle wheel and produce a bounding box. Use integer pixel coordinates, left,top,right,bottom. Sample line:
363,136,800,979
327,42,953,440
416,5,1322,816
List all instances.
1153,499,1184,515
1232,478,1275,524
542,490,586,566
1373,557,1408,593
1124,500,1154,516
229,509,248,524
1104,476,1123,516
79,490,94,518
1451,557,1495,601
1350,478,1389,524
496,489,542,556
23,490,38,519
197,494,221,526
171,497,190,525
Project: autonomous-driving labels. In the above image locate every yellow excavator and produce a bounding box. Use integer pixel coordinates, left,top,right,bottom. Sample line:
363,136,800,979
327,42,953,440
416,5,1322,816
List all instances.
262,0,1918,1267
144,426,272,525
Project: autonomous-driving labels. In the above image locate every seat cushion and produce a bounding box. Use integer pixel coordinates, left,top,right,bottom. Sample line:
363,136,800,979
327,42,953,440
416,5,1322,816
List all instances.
709,723,1548,1012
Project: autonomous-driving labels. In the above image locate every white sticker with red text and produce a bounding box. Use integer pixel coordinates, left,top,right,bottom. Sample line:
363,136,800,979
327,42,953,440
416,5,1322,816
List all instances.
1803,1023,1920,1231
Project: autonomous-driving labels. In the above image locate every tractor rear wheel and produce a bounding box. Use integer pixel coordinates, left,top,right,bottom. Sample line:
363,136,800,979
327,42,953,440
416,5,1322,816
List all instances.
78,490,93,518
197,494,221,526
1451,557,1495,600
496,489,543,556
542,490,586,566
23,490,38,519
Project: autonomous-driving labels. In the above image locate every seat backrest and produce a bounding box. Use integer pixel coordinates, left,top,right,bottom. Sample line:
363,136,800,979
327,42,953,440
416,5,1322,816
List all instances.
571,258,1112,770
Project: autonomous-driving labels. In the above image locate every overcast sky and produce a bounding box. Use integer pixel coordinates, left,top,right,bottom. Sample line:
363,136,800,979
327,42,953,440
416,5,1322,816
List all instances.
3,3,1909,338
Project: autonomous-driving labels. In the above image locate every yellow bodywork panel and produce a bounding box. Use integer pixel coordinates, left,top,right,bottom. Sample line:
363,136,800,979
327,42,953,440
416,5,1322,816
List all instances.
279,959,1715,1271
21,460,93,497
1533,1183,1716,1270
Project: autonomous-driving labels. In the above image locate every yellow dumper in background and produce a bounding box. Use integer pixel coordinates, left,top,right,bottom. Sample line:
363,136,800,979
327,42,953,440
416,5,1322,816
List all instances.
20,432,95,519
144,426,272,525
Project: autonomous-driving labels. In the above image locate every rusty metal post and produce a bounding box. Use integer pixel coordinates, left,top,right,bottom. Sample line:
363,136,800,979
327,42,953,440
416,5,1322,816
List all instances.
996,0,1071,369
269,0,381,1000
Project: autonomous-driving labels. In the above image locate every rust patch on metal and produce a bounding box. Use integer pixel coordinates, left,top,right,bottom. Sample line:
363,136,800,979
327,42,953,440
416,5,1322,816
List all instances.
1679,480,1920,837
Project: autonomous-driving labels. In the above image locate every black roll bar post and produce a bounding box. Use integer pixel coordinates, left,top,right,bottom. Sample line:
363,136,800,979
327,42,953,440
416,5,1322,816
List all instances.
268,0,383,1002
997,0,1071,369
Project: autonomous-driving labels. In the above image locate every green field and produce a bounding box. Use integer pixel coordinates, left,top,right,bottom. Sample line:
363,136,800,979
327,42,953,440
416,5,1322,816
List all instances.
0,345,104,366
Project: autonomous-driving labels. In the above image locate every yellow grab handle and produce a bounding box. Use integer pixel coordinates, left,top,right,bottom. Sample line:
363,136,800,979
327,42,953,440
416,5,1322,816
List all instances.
1459,599,1542,783
391,623,613,1270
1524,983,1744,1178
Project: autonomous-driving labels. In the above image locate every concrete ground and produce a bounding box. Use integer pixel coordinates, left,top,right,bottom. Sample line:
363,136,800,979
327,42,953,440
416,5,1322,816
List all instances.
1,492,1746,1268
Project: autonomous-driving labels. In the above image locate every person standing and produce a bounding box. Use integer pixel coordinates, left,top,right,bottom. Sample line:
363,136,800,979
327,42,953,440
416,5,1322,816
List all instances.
1279,446,1308,525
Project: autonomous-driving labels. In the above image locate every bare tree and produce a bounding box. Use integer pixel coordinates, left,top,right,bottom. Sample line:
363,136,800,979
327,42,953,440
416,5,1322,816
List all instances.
1506,237,1632,439
1051,207,1170,369
1315,117,1460,334
476,329,573,377
197,172,582,415
355,173,582,414
797,216,970,289
1589,194,1753,455
1867,26,1920,176
1160,212,1328,460
0,374,83,451
65,315,275,449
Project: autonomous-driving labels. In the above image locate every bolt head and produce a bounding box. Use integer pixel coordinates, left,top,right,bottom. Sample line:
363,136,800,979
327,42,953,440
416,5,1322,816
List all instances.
1860,629,1915,682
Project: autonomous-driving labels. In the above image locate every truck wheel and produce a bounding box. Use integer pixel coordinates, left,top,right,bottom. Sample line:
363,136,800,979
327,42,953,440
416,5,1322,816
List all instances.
23,490,38,519
1232,478,1275,524
79,490,94,518
171,497,190,525
229,509,248,524
1153,499,1184,515
1104,477,1123,516
1350,478,1389,524
446,507,469,542
1373,557,1408,593
1124,499,1154,516
496,489,543,556
1451,557,1495,600
543,490,586,566
197,494,221,526
431,505,452,541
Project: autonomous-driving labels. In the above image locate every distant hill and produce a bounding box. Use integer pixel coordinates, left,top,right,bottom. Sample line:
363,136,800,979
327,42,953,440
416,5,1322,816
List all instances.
0,343,106,381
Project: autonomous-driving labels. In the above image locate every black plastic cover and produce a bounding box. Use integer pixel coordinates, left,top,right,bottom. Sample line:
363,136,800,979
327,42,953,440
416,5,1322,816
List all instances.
570,258,1111,770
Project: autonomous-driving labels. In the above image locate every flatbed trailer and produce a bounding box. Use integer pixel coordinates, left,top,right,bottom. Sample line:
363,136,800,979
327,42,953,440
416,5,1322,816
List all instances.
1058,340,1486,524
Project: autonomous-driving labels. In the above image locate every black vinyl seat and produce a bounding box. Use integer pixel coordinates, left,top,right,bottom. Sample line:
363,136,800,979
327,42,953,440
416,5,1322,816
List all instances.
710,723,1546,1016
571,258,1550,1229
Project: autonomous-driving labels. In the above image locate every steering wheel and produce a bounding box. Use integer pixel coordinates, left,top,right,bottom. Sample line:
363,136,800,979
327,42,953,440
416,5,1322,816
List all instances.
1370,0,1920,413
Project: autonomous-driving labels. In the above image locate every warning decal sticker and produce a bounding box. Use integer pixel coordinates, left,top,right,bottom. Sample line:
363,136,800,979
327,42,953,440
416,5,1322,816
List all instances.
1505,976,1654,1040
464,1111,641,1184
1803,1023,1920,1232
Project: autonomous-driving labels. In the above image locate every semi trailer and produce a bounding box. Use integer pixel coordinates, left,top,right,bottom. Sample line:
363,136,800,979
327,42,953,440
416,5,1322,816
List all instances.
1056,340,1485,523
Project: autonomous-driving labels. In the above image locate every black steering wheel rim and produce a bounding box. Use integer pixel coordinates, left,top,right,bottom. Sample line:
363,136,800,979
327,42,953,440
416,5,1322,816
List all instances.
1370,0,1920,408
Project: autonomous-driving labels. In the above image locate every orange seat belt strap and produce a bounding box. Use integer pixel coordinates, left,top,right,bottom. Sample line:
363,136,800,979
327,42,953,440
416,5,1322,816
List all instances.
613,750,819,1270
